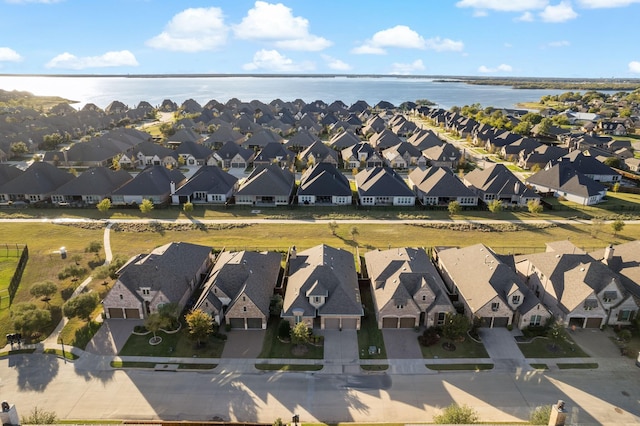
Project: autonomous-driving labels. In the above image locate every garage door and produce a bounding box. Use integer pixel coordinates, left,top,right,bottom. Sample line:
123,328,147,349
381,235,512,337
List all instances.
569,317,584,328
479,317,492,327
124,308,140,319
382,317,398,328
399,317,416,328
341,318,358,329
229,318,245,329
246,318,262,329
108,308,124,319
492,317,510,328
585,317,602,328
324,318,340,329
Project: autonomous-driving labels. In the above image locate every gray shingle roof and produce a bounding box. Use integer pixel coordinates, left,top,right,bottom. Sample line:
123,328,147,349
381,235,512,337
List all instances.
173,165,237,196
236,164,294,197
298,163,351,197
526,162,606,198
52,167,132,197
409,166,477,198
0,161,74,195
356,167,414,197
112,165,185,196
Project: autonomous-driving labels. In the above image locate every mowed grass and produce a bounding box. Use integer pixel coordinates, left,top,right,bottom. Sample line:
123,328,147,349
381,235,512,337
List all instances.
420,338,489,359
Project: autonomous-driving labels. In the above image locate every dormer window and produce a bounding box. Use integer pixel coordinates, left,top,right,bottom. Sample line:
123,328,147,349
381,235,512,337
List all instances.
491,302,500,312
584,299,598,310
142,288,150,296
512,295,521,304
396,304,404,309
313,296,322,303
603,291,617,303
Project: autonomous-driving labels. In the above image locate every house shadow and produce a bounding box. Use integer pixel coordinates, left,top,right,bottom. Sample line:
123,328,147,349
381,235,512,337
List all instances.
9,353,59,392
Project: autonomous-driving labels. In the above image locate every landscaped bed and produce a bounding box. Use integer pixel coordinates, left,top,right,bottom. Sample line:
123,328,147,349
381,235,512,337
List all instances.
517,335,589,358
119,323,225,358
258,319,323,360
420,338,489,359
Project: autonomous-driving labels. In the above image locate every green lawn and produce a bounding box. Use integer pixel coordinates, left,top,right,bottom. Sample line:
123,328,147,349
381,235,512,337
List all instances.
0,256,19,291
119,324,225,358
557,363,599,369
517,336,589,358
426,363,493,371
255,364,322,371
420,338,489,359
357,282,387,359
258,318,324,359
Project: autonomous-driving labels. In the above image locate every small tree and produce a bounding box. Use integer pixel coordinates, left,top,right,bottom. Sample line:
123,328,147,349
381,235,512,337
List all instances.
158,302,180,328
433,403,478,424
11,303,52,338
97,198,111,215
10,141,29,155
145,312,170,343
278,320,291,340
63,293,99,322
350,226,359,244
529,405,552,425
21,406,57,425
442,313,470,341
139,199,154,215
527,199,543,215
270,295,283,317
185,309,213,347
487,199,503,214
448,200,461,216
328,220,338,236
86,240,102,254
611,219,625,237
291,321,311,346
29,281,57,306
183,201,194,214
612,182,620,193
273,418,284,426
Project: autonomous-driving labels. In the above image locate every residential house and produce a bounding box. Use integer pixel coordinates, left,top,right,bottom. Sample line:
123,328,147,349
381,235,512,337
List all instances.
126,141,178,169
329,130,361,150
408,166,478,207
235,164,294,206
298,140,339,167
252,142,295,168
203,126,245,150
435,244,550,329
518,145,567,171
526,161,607,205
213,141,254,169
0,162,74,204
194,250,282,329
355,167,415,206
369,129,403,150
422,143,461,169
463,163,539,206
282,245,363,330
550,151,621,183
243,129,283,150
171,165,238,205
382,142,425,168
364,247,455,329
111,165,186,206
284,129,319,152
103,242,213,319
297,163,352,206
341,143,384,169
590,241,640,302
50,167,132,206
175,141,213,166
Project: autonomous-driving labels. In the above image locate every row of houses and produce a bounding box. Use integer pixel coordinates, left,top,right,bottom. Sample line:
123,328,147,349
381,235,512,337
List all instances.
103,240,640,332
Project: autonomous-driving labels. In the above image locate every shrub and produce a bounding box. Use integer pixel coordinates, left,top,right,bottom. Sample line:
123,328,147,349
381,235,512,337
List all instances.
21,406,57,425
278,320,291,340
529,405,551,425
433,403,478,424
418,327,441,347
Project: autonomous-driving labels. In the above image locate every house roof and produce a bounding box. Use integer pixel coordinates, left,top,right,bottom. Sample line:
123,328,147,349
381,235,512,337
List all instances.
422,143,461,162
298,163,351,196
464,163,537,199
215,141,254,162
299,140,338,163
0,164,23,186
408,129,444,150
236,164,294,197
112,165,185,196
116,242,212,304
284,244,363,317
203,126,245,146
133,140,176,159
355,167,414,197
175,141,213,159
253,142,295,163
409,166,477,198
285,129,319,149
0,161,74,195
173,165,237,196
52,167,132,197
589,241,640,298
526,162,606,198
195,250,281,317
553,150,620,178
369,129,402,150
329,130,361,149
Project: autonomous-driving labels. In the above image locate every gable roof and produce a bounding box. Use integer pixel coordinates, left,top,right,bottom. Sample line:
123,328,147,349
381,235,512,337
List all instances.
526,162,606,198
0,161,74,195
173,165,237,196
0,164,23,186
298,163,351,196
175,141,213,159
409,166,477,198
464,163,537,199
112,165,185,196
329,130,361,149
236,164,294,196
52,167,132,196
215,141,254,162
355,167,414,197
553,151,620,178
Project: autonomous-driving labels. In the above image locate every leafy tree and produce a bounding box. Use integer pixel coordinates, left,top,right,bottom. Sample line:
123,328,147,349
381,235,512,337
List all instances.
527,199,543,215
185,309,213,347
29,281,57,305
328,221,338,236
612,182,620,193
139,199,154,215
10,141,29,155
273,418,284,426
11,303,52,338
21,406,57,425
270,295,283,317
536,117,553,135
159,122,175,137
603,157,621,168
611,219,625,237
63,293,99,322
448,200,461,216
71,254,83,265
350,226,359,244
433,403,478,424
487,199,503,214
183,201,194,214
441,313,470,341
512,121,532,136
145,312,170,342
111,154,121,170
97,198,111,215
158,302,180,328
41,132,64,150
278,320,291,340
529,405,552,425
291,321,311,346
86,240,102,254
58,264,87,280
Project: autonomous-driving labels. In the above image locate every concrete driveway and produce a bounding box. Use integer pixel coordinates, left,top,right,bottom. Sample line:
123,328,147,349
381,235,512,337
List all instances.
85,319,141,355
321,330,358,361
382,329,423,359
220,329,265,358
568,327,621,358
478,328,528,371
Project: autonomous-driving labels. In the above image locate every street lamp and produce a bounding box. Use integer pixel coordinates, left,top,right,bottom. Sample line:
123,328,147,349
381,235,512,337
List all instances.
59,333,66,364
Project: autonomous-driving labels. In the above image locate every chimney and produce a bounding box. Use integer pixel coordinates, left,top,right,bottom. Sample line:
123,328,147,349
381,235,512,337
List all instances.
604,244,614,263
170,181,176,194
290,246,297,260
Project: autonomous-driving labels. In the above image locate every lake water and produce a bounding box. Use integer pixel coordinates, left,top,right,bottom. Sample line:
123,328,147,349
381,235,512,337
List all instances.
0,75,572,110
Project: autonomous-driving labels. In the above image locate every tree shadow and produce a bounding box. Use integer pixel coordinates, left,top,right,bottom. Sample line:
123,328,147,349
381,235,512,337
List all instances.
9,353,59,392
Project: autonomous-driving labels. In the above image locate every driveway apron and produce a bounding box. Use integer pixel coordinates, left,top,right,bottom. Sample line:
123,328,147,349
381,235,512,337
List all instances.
478,328,529,371
382,329,422,359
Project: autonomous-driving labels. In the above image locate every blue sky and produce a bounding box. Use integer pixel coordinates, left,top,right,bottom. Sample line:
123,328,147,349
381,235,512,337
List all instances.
1,0,640,77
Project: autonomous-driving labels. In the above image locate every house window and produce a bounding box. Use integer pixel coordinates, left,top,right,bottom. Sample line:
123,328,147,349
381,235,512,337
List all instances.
491,302,500,312
512,295,521,304
436,312,446,326
294,314,302,324
422,295,426,301
119,294,123,300
142,288,150,295
584,299,597,310
243,306,247,312
396,304,404,309
242,296,246,302
618,310,633,321
313,296,321,303
530,315,542,326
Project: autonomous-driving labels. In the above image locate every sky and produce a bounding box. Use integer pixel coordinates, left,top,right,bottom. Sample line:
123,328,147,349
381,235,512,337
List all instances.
1,0,640,78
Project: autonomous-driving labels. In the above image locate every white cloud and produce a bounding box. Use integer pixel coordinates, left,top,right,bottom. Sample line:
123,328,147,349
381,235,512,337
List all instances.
233,1,331,51
146,7,228,52
629,61,640,73
456,0,548,12
0,47,22,62
473,10,489,16
515,11,535,21
242,49,314,72
548,40,570,47
478,63,513,73
45,50,138,69
353,25,462,54
539,1,578,22
390,59,426,75
578,0,640,7
321,55,351,71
